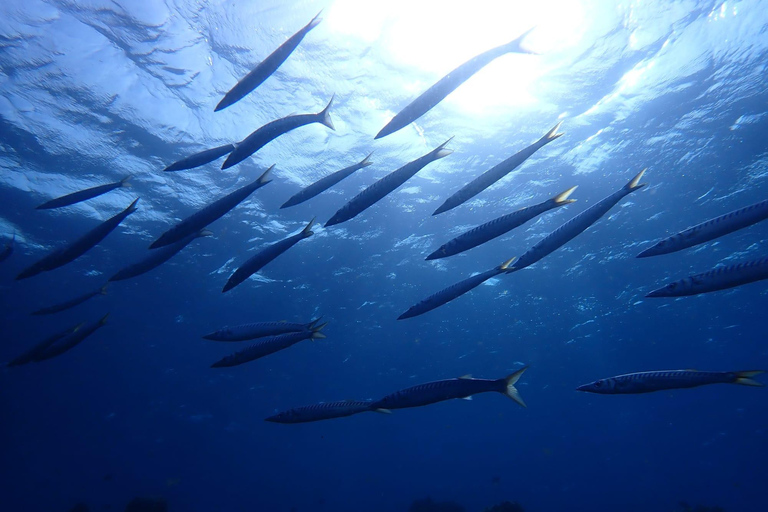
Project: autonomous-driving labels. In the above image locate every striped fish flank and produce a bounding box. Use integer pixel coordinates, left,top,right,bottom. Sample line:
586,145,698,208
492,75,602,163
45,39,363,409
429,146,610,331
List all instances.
646,257,768,297
638,198,768,257
204,317,322,341
577,369,764,394
265,400,389,423
210,323,326,368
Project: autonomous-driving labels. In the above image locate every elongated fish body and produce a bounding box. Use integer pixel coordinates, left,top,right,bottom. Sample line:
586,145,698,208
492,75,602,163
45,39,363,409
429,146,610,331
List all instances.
8,322,84,367
427,186,577,260
215,12,322,112
0,234,14,262
163,144,235,172
221,98,335,170
17,198,140,280
204,317,321,341
111,230,211,282
150,166,272,249
508,170,646,272
638,198,768,258
281,153,373,209
32,284,108,316
265,400,388,424
211,323,326,368
398,258,514,320
34,313,109,362
646,257,768,297
375,29,535,139
326,139,453,227
577,369,764,394
223,219,315,293
434,123,563,215
36,176,132,210
371,367,528,410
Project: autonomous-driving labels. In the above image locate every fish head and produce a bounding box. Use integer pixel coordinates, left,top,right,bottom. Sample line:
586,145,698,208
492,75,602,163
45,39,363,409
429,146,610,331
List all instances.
265,410,298,423
646,280,684,298
576,378,616,394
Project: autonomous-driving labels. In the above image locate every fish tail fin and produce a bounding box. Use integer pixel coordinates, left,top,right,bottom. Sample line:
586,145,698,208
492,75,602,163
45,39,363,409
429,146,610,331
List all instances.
311,322,328,339
433,136,454,160
503,27,537,54
198,229,214,238
120,175,132,187
360,152,374,168
319,95,335,130
100,284,109,295
498,257,516,272
127,198,140,213
550,185,577,205
502,366,528,408
99,313,110,325
307,316,323,329
307,10,323,30
625,168,647,192
540,121,564,143
373,408,392,415
734,370,764,387
302,217,316,238
259,165,275,184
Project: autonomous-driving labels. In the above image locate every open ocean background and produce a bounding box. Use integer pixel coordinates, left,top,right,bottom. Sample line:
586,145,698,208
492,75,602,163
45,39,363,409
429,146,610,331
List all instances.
1,1,767,511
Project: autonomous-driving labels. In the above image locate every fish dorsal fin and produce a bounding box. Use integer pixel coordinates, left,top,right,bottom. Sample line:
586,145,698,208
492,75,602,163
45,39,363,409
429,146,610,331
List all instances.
459,374,472,379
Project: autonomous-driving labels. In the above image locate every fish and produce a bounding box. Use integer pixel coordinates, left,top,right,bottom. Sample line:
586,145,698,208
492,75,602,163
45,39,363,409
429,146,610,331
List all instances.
214,12,323,112
32,284,108,316
398,258,515,320
370,367,528,410
280,153,374,209
149,166,272,249
374,28,535,139
7,322,85,367
110,229,212,282
426,186,577,260
36,176,132,210
507,169,647,273
223,218,315,293
33,313,109,362
163,144,235,172
637,198,768,258
576,369,764,394
16,198,140,280
221,98,335,170
204,317,322,341
646,257,768,297
0,233,14,263
433,122,564,215
210,322,327,368
265,400,390,424
326,138,453,227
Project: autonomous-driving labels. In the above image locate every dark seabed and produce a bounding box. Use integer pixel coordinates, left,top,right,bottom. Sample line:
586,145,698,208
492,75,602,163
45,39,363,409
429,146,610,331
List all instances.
1,1,767,512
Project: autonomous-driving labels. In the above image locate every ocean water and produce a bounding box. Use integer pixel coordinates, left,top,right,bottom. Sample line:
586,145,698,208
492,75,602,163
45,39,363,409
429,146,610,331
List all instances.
1,1,767,511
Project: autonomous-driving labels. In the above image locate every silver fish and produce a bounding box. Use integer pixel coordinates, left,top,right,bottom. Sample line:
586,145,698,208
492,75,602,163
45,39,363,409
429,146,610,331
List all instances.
32,284,108,316
211,322,326,368
111,229,211,282
646,257,768,297
577,369,764,394
34,313,109,362
204,317,322,342
163,144,235,172
265,400,390,424
8,322,85,367
36,176,132,209
281,153,373,209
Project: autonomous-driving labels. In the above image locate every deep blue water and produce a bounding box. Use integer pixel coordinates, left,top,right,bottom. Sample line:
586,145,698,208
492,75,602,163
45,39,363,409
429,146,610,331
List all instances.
2,1,768,511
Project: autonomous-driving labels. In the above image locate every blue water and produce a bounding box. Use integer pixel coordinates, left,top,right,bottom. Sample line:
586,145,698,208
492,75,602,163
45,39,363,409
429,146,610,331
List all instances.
2,1,767,511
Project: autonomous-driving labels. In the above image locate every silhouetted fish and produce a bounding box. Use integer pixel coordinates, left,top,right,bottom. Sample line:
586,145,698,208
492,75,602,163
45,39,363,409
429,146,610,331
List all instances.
371,367,528,410
204,317,322,341
426,186,577,260
214,12,323,112
111,229,211,282
265,400,390,424
221,98,335,170
637,198,768,258
149,166,272,249
326,138,453,227
34,313,109,362
281,153,373,209
577,369,763,394
7,321,84,366
433,122,563,215
17,198,139,280
211,322,326,368
646,257,768,297
0,233,14,263
375,29,535,139
223,219,315,293
398,258,515,320
32,284,108,316
163,144,235,172
36,176,132,210
507,169,647,272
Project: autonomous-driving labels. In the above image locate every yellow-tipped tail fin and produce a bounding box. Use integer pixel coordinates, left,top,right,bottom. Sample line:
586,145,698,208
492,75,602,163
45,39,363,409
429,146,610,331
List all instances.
499,257,516,271
259,165,275,184
734,370,764,387
542,121,564,142
503,366,528,408
551,185,577,205
625,168,647,191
